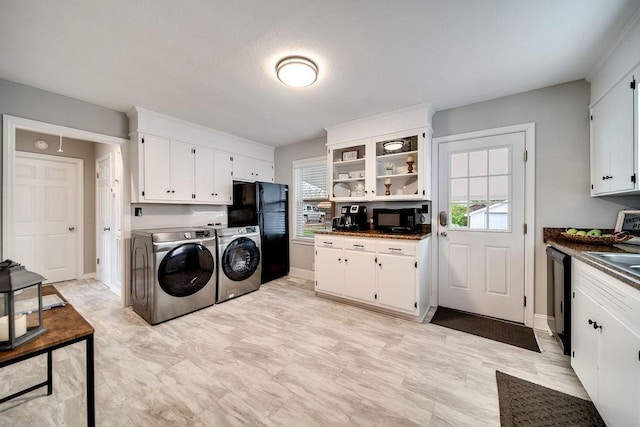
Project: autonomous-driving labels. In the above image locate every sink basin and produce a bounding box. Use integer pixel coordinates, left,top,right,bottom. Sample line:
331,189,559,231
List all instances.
584,251,640,275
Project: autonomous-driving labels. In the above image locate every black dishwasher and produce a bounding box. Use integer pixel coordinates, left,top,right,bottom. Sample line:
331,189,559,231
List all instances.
546,246,571,355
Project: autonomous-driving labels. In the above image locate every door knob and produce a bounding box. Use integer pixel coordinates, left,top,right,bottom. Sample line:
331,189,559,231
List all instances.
440,231,448,237
104,227,111,231
68,226,75,232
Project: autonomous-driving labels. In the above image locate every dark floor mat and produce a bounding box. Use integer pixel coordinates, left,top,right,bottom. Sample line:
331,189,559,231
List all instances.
496,371,604,426
430,306,540,352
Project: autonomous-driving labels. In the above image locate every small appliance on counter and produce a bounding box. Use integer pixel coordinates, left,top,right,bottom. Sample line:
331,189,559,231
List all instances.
334,205,367,231
373,203,430,234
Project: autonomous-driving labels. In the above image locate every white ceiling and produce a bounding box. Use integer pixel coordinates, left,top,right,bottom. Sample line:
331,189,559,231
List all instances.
0,0,638,147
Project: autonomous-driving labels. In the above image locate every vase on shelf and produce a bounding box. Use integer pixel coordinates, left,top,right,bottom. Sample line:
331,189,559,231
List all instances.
406,155,415,173
384,178,391,195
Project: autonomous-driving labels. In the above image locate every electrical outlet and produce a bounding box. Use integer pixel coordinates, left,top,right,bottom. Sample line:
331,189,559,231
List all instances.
134,207,143,217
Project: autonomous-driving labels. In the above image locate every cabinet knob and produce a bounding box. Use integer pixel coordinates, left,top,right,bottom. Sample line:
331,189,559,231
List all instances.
166,190,171,193
172,190,175,193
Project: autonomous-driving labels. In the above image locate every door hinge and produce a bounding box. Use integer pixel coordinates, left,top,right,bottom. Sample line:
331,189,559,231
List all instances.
142,190,145,197
414,261,417,268
572,351,575,358
591,184,594,190
523,223,528,234
422,132,426,138
523,296,527,307
523,150,528,162
590,115,593,121
141,137,144,144
96,172,99,179
632,173,637,183
192,148,196,154
414,302,417,309
638,350,639,361
315,250,317,255
192,194,196,199
374,293,377,300
422,189,426,196
96,258,100,265
631,79,636,90
375,257,377,263
572,291,575,299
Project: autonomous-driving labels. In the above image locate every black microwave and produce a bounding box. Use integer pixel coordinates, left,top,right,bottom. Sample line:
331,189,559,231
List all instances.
373,208,426,233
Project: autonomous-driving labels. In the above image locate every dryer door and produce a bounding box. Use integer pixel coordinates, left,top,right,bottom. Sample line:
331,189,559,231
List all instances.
222,237,261,281
158,243,215,297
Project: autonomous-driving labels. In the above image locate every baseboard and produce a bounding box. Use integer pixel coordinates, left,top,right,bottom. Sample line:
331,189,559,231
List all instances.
82,273,96,280
288,267,314,281
533,313,554,334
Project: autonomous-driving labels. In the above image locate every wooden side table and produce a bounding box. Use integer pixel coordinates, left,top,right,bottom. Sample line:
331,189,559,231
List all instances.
0,286,95,426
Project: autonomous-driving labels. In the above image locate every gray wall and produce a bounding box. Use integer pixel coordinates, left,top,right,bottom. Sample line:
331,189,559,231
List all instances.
0,78,128,263
274,136,327,272
433,79,640,316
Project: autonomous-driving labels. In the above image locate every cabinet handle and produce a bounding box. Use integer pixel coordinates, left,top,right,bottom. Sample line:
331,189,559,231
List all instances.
323,241,333,246
588,319,602,330
353,244,364,248
389,248,402,252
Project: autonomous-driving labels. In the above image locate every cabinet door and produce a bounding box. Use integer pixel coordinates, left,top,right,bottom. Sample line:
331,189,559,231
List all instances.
170,141,195,201
376,253,416,313
233,154,273,182
571,287,600,400
142,135,172,201
591,68,636,194
344,249,376,303
213,151,233,203
329,142,369,202
315,247,344,295
597,306,640,427
253,158,274,182
194,146,215,202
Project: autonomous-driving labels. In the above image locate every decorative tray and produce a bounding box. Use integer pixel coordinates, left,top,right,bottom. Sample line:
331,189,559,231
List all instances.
560,232,632,246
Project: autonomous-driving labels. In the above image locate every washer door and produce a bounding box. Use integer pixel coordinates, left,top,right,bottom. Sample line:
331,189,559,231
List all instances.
158,243,214,297
222,237,260,281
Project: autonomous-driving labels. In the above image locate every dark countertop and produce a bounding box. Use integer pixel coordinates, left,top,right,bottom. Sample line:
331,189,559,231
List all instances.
546,238,640,291
315,229,431,241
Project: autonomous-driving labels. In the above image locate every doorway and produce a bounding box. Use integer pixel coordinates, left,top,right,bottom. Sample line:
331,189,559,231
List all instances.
433,124,535,326
2,115,128,302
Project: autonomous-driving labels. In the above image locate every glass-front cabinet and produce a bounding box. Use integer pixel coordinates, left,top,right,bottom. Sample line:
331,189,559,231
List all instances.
328,130,428,201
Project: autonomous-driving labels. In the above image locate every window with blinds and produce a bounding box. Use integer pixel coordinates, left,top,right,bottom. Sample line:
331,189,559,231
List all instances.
293,157,333,240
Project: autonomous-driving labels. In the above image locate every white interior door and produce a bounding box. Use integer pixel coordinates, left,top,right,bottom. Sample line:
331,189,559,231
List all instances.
97,154,112,288
13,153,80,283
438,132,526,323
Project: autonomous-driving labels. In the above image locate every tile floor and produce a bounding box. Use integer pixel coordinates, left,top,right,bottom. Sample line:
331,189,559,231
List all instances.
0,276,588,426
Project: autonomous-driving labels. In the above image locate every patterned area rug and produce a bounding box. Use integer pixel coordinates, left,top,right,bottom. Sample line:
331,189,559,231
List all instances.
430,306,540,352
496,371,605,427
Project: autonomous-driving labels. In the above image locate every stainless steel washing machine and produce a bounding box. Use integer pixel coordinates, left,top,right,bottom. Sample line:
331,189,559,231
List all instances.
131,227,217,324
216,226,261,303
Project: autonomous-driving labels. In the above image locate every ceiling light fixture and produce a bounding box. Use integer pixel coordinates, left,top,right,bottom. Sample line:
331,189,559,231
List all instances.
383,140,405,153
34,140,48,150
276,56,318,87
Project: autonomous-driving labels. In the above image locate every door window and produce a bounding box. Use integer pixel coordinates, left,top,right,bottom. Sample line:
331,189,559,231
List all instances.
222,237,261,281
449,147,511,231
158,243,214,297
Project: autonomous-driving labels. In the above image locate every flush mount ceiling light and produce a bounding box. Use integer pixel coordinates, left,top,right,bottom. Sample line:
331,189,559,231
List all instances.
34,140,48,150
276,56,318,87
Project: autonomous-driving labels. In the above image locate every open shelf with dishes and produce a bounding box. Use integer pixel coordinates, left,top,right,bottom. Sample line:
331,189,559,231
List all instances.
329,142,368,199
374,135,422,199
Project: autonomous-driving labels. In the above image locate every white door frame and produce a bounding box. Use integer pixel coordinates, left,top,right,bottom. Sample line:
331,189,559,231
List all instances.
3,115,128,296
14,151,84,281
432,123,536,327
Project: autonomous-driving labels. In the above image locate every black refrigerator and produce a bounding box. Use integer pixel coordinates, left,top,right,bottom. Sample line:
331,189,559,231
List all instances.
227,181,289,283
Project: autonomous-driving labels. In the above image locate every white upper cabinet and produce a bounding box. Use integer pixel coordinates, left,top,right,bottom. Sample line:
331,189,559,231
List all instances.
232,154,274,183
128,107,275,204
140,135,194,202
590,65,638,195
325,104,433,202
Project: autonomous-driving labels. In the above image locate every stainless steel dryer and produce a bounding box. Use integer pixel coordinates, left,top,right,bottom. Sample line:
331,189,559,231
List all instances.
131,227,217,324
216,226,262,302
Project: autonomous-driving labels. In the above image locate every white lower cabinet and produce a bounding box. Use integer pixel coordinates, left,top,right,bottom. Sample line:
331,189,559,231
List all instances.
571,259,640,427
314,234,430,321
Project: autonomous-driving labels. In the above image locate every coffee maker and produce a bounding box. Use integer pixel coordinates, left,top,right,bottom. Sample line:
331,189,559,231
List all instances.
335,205,367,231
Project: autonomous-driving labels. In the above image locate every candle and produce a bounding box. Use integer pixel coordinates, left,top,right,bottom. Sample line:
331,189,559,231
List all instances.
384,178,391,185
406,154,414,162
0,314,27,342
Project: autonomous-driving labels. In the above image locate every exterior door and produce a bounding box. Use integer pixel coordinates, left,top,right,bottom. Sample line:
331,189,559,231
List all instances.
13,153,79,283
97,155,112,288
438,132,526,323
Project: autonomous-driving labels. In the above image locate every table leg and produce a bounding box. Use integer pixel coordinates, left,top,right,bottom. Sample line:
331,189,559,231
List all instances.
86,334,95,427
47,350,53,395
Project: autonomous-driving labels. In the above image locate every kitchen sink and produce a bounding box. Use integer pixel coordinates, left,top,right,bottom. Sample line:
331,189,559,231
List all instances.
584,251,640,275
